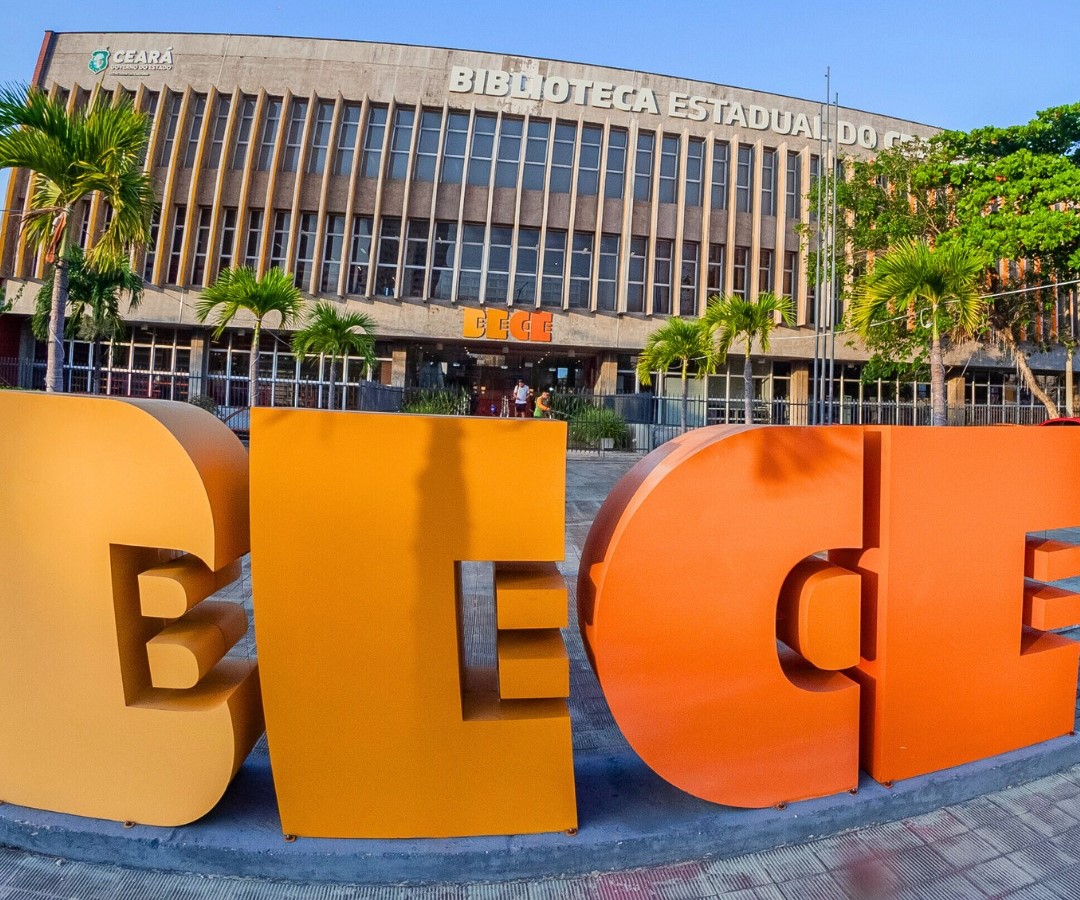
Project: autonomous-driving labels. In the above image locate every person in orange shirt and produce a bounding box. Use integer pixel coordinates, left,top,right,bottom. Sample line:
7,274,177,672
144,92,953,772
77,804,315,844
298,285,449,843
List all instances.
534,391,552,419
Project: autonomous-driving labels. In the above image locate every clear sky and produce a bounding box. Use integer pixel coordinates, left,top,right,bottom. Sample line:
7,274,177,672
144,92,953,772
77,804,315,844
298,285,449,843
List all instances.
2,0,1078,198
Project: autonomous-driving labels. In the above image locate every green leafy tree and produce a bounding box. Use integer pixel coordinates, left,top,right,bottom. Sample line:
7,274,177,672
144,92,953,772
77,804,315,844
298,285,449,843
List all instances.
197,267,304,407
704,292,795,424
635,317,717,433
32,245,142,394
0,85,154,392
291,301,377,410
850,240,989,426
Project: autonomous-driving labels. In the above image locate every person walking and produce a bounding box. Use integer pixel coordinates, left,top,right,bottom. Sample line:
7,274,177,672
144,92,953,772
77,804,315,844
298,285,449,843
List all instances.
512,379,531,417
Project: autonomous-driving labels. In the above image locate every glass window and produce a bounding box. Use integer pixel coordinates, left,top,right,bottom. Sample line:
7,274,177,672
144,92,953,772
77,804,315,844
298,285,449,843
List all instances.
680,241,699,316
809,154,821,222
280,98,309,173
216,207,237,275
627,237,647,313
320,214,345,293
294,213,317,288
156,92,182,167
569,232,593,308
466,113,496,186
736,144,754,213
388,107,415,181
413,109,442,182
733,246,750,298
485,226,513,302
658,134,679,204
577,125,602,196
541,230,566,307
783,250,798,299
430,222,457,301
634,132,654,202
761,148,777,217
256,97,283,172
243,209,263,269
142,207,161,281
141,90,158,119
191,207,213,285
597,235,619,311
402,219,428,299
550,122,576,194
347,216,373,294
759,248,774,293
605,128,627,200
205,95,230,169
712,140,730,210
182,94,207,168
269,211,291,270
653,239,673,315
707,243,726,296
440,111,469,184
514,228,540,303
306,100,334,175
495,118,523,189
361,105,388,179
457,225,485,302
523,119,549,191
333,103,361,176
230,94,256,170
786,151,801,220
685,138,704,208
165,204,186,284
375,217,401,296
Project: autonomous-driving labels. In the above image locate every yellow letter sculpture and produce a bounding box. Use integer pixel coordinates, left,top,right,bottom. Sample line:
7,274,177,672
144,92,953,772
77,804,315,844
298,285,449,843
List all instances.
0,393,263,825
250,409,576,837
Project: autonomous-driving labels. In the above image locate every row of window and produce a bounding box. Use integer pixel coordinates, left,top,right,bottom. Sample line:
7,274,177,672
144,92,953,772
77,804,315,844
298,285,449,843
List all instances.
143,205,800,313
77,85,816,220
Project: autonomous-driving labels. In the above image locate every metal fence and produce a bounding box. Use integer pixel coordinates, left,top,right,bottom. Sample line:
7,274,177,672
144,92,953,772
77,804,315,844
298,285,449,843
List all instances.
0,357,1053,450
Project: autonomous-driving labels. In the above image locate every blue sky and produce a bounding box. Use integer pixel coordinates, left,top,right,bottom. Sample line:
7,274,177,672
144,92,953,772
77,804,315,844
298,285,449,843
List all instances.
3,0,1078,129
1,0,1078,203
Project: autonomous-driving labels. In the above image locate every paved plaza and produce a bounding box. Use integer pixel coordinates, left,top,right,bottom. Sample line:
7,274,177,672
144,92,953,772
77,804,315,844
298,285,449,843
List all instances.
4,454,1080,897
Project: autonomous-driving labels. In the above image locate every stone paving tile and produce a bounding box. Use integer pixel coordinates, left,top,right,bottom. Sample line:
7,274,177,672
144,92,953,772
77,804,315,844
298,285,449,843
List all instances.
909,872,982,900
927,830,1002,869
963,855,1039,895
754,844,828,883
902,809,969,844
807,831,879,871
1022,804,1080,839
1040,863,1080,898
979,815,1049,853
700,854,773,892
946,796,1015,830
850,821,927,852
876,844,954,885
774,871,849,900
831,856,906,899
1007,839,1080,880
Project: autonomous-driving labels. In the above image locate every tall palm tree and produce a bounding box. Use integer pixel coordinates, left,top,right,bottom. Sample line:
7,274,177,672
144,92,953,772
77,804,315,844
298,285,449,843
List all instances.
635,317,717,433
850,240,988,426
291,302,377,410
704,292,795,424
32,245,142,394
0,85,154,392
197,267,304,407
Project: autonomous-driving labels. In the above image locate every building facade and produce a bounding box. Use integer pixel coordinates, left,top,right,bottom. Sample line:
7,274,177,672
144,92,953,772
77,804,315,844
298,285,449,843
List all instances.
0,32,1060,418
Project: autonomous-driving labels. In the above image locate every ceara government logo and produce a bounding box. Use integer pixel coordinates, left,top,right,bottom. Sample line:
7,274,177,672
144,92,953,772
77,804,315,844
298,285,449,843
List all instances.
88,49,109,75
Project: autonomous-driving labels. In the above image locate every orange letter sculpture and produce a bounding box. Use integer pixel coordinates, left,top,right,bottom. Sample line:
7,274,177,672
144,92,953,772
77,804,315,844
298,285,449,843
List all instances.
834,427,1080,783
249,409,576,837
0,393,262,825
579,426,865,808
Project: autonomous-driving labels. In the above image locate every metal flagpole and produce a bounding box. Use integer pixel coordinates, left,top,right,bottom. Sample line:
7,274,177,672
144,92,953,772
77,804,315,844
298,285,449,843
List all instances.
827,87,839,424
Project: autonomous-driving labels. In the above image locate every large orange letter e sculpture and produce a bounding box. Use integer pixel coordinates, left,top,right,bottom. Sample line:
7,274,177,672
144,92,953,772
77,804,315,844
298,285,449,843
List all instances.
250,409,576,838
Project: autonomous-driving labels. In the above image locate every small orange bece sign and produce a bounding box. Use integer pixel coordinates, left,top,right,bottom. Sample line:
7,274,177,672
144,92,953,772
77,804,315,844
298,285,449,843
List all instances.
1,393,1079,835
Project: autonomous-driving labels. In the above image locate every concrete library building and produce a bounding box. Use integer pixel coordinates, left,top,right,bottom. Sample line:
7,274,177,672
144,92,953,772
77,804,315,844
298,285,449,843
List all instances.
0,32,1062,421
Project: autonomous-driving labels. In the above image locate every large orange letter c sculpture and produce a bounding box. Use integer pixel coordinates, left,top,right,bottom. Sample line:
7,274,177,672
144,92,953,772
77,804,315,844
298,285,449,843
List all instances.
578,426,865,808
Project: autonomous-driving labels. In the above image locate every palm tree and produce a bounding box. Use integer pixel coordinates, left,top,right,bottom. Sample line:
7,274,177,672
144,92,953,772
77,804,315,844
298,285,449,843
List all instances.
635,317,718,433
850,240,988,426
0,85,154,392
32,245,142,394
291,302,377,410
196,267,304,407
704,292,795,424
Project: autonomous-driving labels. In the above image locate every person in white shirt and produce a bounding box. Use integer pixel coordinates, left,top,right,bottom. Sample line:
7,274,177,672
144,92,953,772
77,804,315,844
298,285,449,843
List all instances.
512,379,531,417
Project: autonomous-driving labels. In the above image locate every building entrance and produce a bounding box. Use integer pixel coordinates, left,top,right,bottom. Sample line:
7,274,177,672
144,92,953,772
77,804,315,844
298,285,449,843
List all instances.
407,344,596,416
